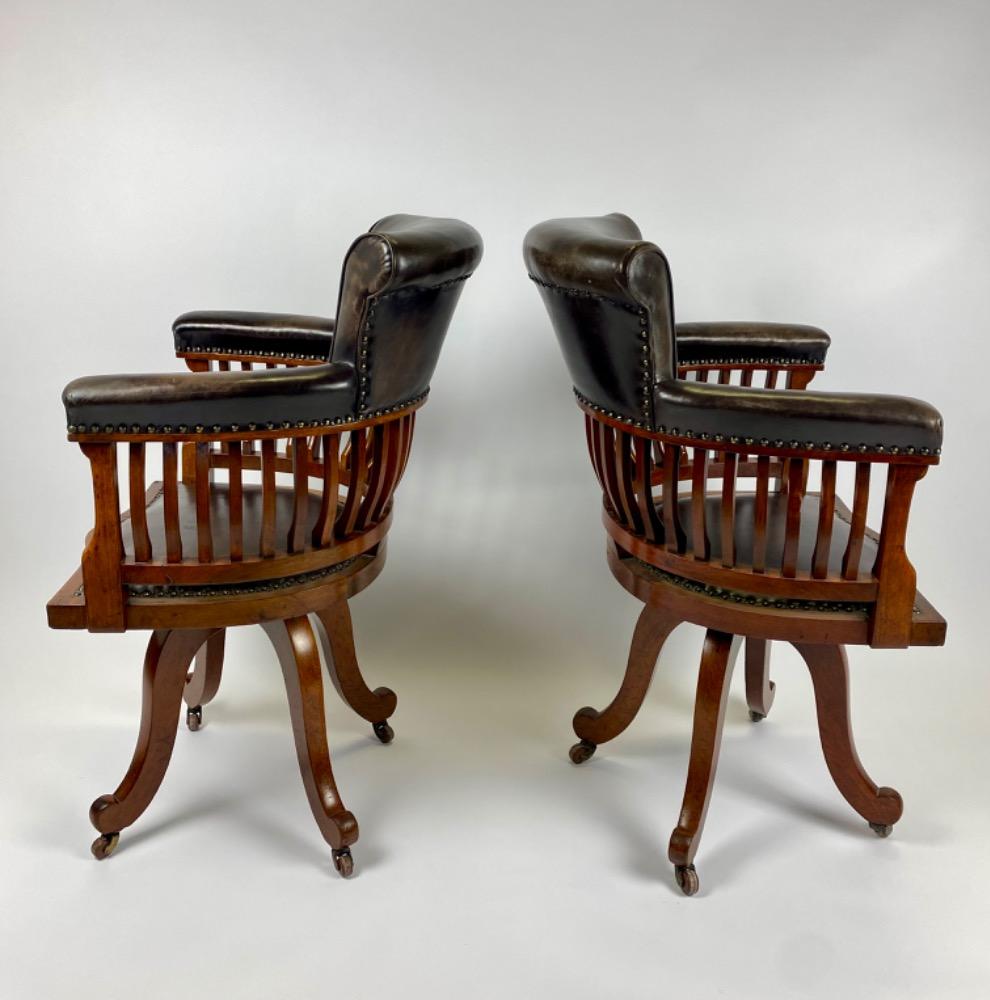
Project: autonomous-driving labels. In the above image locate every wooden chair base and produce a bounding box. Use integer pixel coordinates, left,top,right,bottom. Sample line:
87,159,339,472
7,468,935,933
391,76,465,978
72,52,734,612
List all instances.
568,546,931,896
86,598,393,876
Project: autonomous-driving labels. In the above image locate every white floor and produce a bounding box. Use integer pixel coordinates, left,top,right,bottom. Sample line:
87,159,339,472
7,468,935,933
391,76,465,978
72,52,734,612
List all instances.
2,508,987,1000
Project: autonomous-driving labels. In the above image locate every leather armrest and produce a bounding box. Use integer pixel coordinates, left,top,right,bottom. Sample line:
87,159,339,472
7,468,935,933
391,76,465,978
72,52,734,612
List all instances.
654,379,942,454
64,362,357,432
173,311,335,362
675,323,830,367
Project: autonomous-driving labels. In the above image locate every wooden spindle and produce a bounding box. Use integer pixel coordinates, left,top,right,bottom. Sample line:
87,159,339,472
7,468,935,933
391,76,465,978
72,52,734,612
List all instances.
841,462,871,579
195,443,213,562
740,369,753,387
162,441,182,563
219,360,230,372
228,441,243,561
338,429,368,536
355,425,386,532
597,423,629,525
287,437,309,554
690,447,710,560
634,435,663,543
811,460,837,579
260,438,277,557
717,368,731,385
312,433,340,547
79,443,125,631
765,369,779,389
367,421,404,526
662,444,687,553
781,458,805,577
128,443,152,562
720,452,737,568
753,455,770,573
616,431,643,534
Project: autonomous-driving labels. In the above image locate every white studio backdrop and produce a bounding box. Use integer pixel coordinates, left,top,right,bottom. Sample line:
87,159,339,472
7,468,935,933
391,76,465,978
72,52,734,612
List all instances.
1,2,988,999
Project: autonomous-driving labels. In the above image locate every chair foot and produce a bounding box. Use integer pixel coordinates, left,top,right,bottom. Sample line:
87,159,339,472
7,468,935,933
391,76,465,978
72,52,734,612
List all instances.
332,847,355,878
91,832,120,860
674,863,699,896
870,821,894,838
569,739,597,764
748,709,765,723
372,720,394,745
187,705,203,731
745,638,775,721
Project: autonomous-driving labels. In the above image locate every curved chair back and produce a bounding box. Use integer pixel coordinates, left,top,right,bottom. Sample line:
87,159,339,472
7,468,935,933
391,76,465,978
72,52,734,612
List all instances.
523,213,676,428
331,214,484,415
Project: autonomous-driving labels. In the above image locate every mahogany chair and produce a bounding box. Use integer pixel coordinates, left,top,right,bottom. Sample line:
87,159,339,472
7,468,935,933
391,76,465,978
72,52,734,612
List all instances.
48,214,483,876
524,213,945,895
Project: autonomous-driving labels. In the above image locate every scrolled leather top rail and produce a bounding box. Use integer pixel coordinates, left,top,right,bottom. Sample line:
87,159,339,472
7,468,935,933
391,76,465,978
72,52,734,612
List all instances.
674,322,830,367
173,310,335,361
62,362,419,439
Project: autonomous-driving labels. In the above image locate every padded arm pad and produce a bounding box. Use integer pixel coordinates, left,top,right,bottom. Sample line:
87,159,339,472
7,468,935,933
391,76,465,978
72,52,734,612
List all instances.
64,362,357,432
675,322,830,366
172,311,335,362
654,379,942,454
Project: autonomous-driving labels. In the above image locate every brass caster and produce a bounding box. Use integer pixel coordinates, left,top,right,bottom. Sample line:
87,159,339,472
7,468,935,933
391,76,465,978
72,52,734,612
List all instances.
569,740,597,765
870,822,893,838
332,847,354,878
373,720,394,745
748,710,766,723
187,705,203,732
674,864,699,896
91,832,120,860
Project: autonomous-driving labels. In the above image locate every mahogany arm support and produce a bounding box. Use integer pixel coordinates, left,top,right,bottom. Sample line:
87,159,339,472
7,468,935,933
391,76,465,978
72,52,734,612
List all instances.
63,362,357,434
654,379,942,458
173,311,335,364
675,322,830,368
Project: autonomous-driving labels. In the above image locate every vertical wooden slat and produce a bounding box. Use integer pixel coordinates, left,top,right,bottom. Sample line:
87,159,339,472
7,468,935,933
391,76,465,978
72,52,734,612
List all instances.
367,421,404,525
219,359,230,372
355,424,387,532
313,433,340,547
260,438,277,557
228,441,243,561
765,369,779,389
128,442,151,562
162,441,182,563
697,368,710,383
287,436,309,553
811,460,837,579
597,423,629,526
195,443,213,563
634,435,663,543
717,368,731,385
841,462,871,579
397,412,416,482
339,429,368,536
615,431,643,534
586,414,605,491
662,444,687,553
740,368,754,387
781,458,805,577
690,447,710,560
752,455,770,573
720,452,737,568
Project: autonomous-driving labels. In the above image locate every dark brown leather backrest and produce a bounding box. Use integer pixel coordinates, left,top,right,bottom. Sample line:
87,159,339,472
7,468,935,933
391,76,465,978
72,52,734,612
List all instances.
523,213,676,427
331,214,483,414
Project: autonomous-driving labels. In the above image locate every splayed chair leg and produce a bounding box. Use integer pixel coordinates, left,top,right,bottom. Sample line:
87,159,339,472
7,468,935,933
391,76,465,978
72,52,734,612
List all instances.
570,603,681,763
745,637,775,722
262,616,359,877
184,630,226,731
313,600,397,744
793,643,902,837
89,628,215,859
668,630,742,895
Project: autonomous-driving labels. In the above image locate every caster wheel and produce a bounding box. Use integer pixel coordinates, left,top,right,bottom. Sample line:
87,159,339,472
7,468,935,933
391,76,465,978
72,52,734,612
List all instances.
332,848,354,878
870,822,893,838
187,706,203,732
674,864,699,896
748,710,766,723
373,720,394,745
569,740,597,765
91,832,120,860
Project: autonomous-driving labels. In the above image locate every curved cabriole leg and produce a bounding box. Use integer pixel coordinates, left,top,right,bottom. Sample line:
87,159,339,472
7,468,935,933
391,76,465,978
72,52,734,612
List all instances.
745,638,775,722
668,630,742,895
184,630,226,731
570,603,681,763
262,616,359,876
793,643,903,836
90,628,215,859
313,601,397,744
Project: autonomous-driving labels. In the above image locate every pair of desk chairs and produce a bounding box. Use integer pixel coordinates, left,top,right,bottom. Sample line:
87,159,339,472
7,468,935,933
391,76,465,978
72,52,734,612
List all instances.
48,213,945,894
